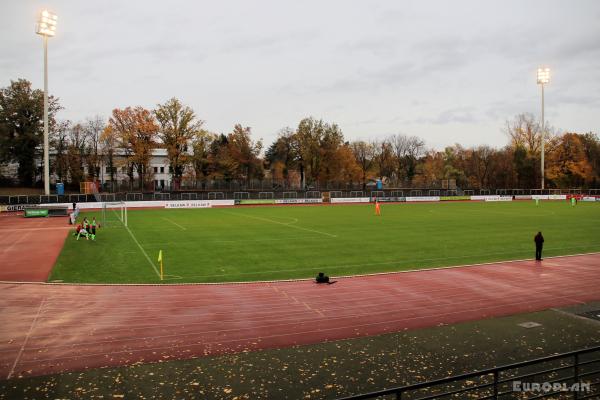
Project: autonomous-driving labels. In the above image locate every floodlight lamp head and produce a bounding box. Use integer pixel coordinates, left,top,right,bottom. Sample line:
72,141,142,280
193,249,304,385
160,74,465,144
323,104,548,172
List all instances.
36,9,57,37
537,67,550,85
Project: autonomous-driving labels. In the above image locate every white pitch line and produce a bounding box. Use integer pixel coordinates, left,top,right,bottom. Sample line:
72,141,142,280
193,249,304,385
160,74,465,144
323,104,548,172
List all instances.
159,244,600,281
124,224,161,279
162,217,186,231
222,211,337,238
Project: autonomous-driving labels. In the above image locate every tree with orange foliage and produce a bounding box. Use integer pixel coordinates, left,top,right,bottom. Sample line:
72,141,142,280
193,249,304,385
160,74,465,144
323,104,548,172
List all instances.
154,98,204,190
350,140,375,189
333,144,362,185
414,150,444,187
99,125,118,186
108,107,159,190
546,133,594,188
221,124,263,182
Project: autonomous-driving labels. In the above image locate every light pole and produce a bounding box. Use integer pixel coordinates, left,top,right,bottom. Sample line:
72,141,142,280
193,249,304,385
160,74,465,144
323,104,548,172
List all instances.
36,10,58,195
537,67,550,191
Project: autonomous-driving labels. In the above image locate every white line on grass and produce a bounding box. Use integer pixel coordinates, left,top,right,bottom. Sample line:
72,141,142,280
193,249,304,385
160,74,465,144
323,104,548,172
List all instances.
222,210,337,238
124,224,161,279
162,217,186,230
212,235,316,243
160,243,599,281
107,207,161,279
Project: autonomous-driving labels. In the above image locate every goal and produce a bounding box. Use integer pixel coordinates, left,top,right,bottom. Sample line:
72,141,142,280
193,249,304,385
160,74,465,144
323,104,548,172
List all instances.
102,201,128,227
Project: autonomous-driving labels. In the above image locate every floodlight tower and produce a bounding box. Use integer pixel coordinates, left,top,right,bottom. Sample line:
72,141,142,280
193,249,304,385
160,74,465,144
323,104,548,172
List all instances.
537,67,550,191
36,10,58,195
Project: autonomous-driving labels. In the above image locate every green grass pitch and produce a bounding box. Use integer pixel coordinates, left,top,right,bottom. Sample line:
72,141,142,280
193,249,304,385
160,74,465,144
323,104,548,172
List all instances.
49,201,600,284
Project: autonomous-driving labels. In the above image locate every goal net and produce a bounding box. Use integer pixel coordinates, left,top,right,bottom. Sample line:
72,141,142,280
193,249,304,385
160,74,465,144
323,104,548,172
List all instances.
102,201,128,227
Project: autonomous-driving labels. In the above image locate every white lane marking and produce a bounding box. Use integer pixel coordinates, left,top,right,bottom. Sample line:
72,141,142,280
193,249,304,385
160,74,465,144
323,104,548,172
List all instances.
7,297,46,379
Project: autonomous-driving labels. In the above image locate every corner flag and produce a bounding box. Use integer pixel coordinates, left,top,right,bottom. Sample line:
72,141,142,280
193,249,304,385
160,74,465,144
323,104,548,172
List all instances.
158,250,164,280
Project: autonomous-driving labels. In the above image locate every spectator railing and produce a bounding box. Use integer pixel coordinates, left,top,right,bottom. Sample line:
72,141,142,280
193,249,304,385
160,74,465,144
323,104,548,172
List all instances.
337,345,600,400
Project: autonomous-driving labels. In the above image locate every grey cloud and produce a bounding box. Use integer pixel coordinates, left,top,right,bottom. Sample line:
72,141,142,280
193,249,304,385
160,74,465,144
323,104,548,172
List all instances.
553,32,600,60
319,49,467,94
338,36,404,58
217,29,320,56
414,107,479,125
484,99,535,121
553,93,600,107
346,118,379,127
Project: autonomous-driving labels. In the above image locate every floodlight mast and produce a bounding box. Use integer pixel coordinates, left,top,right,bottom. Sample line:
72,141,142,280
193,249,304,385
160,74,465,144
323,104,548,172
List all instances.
537,67,550,191
36,10,58,196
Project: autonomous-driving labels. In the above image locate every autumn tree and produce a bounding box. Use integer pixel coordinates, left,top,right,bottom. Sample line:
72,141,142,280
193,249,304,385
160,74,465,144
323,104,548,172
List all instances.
50,120,71,183
389,134,425,185
372,139,395,182
350,140,375,189
415,150,444,187
296,118,325,187
488,147,516,189
84,116,105,180
546,133,594,187
265,127,299,186
0,79,60,186
580,132,600,187
294,117,348,187
318,123,345,183
189,130,215,183
227,124,263,182
504,113,560,188
331,144,361,185
99,125,119,186
108,107,159,190
441,145,468,187
505,113,543,154
66,123,89,186
154,98,204,190
209,134,237,180
467,145,495,189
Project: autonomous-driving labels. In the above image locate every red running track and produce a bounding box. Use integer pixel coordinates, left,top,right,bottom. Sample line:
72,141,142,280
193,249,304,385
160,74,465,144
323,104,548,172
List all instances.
0,214,70,282
1,253,599,379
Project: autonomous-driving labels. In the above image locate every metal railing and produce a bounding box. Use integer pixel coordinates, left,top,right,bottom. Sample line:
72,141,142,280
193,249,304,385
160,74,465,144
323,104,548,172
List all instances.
1,188,599,205
338,346,600,400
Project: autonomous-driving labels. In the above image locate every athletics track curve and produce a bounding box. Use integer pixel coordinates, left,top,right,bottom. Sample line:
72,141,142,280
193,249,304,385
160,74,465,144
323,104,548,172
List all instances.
1,251,599,379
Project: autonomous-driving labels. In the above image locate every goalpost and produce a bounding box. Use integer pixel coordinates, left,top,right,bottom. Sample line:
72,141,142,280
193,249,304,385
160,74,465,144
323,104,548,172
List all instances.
87,182,127,227
102,201,128,227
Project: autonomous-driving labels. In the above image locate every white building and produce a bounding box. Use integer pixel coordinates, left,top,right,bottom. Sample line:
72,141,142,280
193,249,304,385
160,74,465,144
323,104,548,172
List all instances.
1,148,174,191
98,148,173,191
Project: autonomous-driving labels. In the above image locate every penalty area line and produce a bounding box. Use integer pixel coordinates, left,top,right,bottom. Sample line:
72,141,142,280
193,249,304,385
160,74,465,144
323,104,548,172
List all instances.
222,210,337,238
162,217,187,230
124,224,161,279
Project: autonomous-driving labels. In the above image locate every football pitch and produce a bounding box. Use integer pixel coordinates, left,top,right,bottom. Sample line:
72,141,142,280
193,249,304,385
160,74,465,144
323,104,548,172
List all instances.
49,201,600,284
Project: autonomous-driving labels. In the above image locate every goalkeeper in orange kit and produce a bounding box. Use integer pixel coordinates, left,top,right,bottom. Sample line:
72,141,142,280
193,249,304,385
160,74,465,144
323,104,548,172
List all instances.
375,199,381,216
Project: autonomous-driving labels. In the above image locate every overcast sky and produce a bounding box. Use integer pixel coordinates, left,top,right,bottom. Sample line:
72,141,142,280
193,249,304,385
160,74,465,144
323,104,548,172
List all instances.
2,0,599,149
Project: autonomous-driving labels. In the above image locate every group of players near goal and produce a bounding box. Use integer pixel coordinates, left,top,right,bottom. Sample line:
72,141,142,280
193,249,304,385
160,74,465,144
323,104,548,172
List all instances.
73,216,98,241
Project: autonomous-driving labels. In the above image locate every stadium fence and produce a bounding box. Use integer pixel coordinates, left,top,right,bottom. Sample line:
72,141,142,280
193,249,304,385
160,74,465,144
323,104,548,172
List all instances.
181,192,198,200
339,345,600,400
2,188,600,206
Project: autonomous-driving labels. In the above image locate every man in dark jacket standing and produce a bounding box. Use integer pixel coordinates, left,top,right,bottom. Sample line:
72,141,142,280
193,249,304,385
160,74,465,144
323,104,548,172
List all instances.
534,232,544,261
